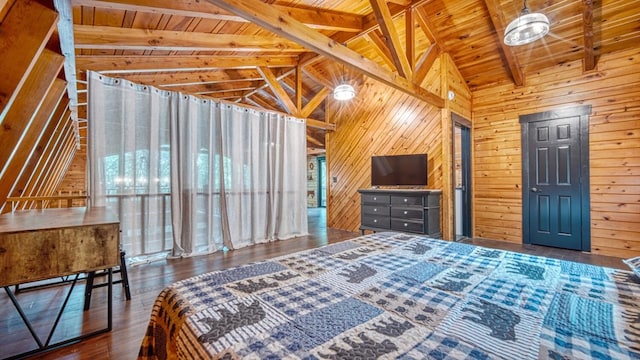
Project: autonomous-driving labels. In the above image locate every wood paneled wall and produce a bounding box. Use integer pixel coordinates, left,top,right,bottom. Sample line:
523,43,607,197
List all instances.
472,48,640,258
326,54,471,238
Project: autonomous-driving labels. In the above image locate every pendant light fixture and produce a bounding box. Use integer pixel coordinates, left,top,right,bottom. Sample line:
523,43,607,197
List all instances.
504,0,550,46
333,64,355,101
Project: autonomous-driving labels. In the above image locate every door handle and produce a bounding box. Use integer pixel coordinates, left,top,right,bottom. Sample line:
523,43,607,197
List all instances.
531,187,539,192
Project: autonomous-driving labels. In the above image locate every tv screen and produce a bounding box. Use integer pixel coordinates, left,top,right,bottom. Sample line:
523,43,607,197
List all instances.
371,154,428,186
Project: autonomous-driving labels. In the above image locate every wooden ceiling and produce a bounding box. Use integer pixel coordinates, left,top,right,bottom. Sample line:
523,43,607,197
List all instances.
67,0,640,149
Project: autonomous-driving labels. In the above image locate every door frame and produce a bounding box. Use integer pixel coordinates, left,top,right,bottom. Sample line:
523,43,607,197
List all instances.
452,113,472,239
519,105,592,251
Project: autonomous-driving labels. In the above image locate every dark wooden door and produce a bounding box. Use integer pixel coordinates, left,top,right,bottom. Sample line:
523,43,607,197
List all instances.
525,114,585,250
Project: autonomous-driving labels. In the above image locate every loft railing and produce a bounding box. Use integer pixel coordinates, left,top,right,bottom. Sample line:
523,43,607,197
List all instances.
6,194,88,212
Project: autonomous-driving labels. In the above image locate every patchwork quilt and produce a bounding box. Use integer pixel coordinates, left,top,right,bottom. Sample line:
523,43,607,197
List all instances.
138,232,640,359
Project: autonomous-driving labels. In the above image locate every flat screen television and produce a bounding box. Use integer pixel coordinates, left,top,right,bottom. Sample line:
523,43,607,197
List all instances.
371,154,428,186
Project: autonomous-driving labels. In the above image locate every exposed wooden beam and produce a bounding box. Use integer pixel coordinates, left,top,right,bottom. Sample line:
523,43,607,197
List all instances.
208,0,444,108
413,44,440,85
0,0,58,121
296,65,303,112
249,93,281,112
306,118,336,131
0,0,15,23
369,0,412,78
415,7,439,47
257,66,297,115
168,80,263,95
74,25,305,52
76,55,298,73
0,80,67,212
301,87,329,118
118,68,271,87
307,134,324,147
0,49,65,180
406,8,416,70
301,65,336,91
365,30,396,70
582,0,596,71
483,0,525,86
72,0,364,32
54,0,79,145
7,99,69,207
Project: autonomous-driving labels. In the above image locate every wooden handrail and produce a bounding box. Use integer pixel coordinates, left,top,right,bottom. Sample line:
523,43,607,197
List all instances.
6,195,89,211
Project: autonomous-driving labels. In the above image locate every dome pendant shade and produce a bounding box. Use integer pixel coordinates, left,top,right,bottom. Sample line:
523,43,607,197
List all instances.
504,3,549,46
333,83,356,101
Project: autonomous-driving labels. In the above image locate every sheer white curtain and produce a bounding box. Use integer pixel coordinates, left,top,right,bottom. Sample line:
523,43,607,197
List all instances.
171,95,308,256
88,72,174,257
88,72,308,259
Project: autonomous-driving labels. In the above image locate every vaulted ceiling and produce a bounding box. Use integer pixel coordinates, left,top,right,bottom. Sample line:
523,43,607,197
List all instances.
65,0,639,150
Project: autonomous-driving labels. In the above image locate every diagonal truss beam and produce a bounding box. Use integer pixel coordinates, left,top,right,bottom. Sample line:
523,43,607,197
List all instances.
483,0,524,86
206,0,443,108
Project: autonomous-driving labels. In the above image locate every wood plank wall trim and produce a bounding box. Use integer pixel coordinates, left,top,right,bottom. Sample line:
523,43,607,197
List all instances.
0,0,58,120
472,48,640,258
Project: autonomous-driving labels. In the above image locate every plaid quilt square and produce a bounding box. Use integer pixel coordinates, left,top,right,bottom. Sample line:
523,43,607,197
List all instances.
470,247,507,260
360,253,416,272
544,292,618,342
273,298,383,351
394,261,448,283
611,271,640,308
315,262,390,295
277,256,328,277
185,261,289,288
439,297,542,360
314,241,362,255
539,326,640,360
351,232,407,248
469,278,553,313
394,238,449,259
425,268,487,296
503,251,562,267
357,286,450,328
309,313,428,359
559,259,611,280
493,259,562,289
333,247,378,261
225,270,304,297
443,242,477,256
259,279,347,317
181,297,290,355
398,331,499,360
378,277,461,310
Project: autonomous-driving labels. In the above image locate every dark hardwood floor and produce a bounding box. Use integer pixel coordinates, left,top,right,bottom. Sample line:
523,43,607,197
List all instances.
0,208,628,359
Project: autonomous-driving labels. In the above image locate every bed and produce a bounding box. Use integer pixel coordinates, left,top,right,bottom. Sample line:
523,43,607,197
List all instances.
138,232,640,359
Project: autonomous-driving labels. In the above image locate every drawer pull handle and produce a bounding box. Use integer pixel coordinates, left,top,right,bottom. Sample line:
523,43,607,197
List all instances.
403,211,408,215
404,198,408,202
403,223,408,227
373,197,377,201
373,219,377,223
374,208,377,212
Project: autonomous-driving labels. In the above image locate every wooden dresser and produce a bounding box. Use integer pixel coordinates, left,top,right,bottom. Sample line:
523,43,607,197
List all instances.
359,189,441,238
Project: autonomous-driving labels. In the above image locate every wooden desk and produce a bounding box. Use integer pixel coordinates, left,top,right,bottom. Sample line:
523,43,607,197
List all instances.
0,207,120,359
0,207,119,287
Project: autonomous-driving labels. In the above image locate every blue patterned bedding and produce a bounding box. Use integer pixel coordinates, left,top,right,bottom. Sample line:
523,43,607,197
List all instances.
138,232,640,359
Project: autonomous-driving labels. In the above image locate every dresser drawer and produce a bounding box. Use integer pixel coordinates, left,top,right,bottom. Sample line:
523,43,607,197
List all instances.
362,214,390,228
362,194,390,205
363,205,390,216
390,195,423,206
390,219,424,233
390,207,423,220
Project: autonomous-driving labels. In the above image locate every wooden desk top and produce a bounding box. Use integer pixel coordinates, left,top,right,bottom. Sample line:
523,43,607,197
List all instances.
0,207,120,287
0,207,118,233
